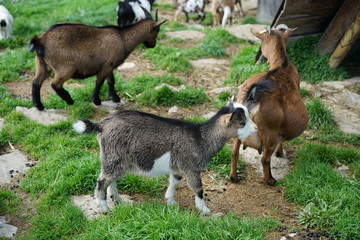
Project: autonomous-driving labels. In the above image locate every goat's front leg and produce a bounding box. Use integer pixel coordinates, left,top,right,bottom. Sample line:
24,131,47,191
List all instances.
186,171,210,215
230,138,241,183
165,174,182,205
92,75,107,105
106,72,120,102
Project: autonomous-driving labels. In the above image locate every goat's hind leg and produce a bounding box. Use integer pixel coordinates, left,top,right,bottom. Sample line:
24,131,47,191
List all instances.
165,174,182,205
95,173,116,212
261,138,277,186
51,73,74,105
32,56,51,110
107,182,122,203
186,171,210,215
106,72,120,103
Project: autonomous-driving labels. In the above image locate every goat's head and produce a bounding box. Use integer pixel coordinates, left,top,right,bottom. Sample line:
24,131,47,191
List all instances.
142,10,167,48
117,0,155,27
221,97,257,139
250,24,296,60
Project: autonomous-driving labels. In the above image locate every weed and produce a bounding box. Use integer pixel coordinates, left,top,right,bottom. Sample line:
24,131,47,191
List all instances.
0,189,20,214
212,91,233,108
306,98,335,130
138,85,207,107
287,35,351,84
282,142,360,239
225,44,267,85
75,203,277,240
241,16,259,24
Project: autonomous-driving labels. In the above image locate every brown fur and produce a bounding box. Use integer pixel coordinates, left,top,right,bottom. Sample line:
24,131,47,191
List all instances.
29,19,166,110
229,28,308,185
211,0,234,27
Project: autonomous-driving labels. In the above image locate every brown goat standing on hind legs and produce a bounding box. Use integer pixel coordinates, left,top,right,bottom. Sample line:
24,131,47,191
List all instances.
29,12,166,111
229,24,308,186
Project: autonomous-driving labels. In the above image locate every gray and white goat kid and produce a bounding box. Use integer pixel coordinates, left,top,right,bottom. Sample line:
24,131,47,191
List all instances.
116,0,155,26
0,5,13,39
29,15,166,111
73,100,257,215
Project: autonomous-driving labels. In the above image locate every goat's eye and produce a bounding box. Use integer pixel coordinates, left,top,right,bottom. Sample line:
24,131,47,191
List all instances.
240,121,246,127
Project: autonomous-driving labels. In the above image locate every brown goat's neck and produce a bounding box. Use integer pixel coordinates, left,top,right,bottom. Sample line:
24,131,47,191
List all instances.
267,43,289,71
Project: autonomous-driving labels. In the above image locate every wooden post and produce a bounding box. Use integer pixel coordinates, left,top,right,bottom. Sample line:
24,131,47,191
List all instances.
317,0,360,55
329,12,360,68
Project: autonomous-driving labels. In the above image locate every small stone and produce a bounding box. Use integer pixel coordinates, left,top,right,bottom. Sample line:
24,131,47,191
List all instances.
168,106,179,114
289,233,297,237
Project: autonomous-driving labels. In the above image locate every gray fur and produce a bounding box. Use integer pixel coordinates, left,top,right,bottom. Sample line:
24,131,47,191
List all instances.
73,101,257,214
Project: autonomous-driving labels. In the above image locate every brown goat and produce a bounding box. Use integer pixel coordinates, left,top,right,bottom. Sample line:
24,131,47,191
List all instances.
211,0,234,27
29,18,166,111
229,25,308,185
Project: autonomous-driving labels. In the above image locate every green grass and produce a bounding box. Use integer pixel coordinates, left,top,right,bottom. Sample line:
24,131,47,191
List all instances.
281,143,360,239
225,44,268,85
306,98,335,130
241,16,259,24
0,189,21,214
287,35,351,84
74,203,276,240
144,28,244,73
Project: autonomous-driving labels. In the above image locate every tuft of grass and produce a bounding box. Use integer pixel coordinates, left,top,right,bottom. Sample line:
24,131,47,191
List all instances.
281,142,360,239
200,11,214,26
314,124,360,146
0,189,21,214
212,91,233,108
0,47,35,83
225,44,268,85
306,98,335,130
74,202,277,240
24,201,86,240
241,16,259,24
143,43,193,73
138,85,207,107
287,35,351,84
120,73,182,97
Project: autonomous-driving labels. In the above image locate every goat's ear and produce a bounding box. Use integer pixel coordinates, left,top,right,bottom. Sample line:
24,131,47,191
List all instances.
250,28,265,40
154,19,167,29
283,27,297,41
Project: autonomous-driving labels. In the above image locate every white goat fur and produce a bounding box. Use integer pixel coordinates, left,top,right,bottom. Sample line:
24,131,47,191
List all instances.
0,5,13,39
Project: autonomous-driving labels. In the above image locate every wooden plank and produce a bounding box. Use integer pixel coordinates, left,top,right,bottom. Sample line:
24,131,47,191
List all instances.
317,0,360,55
329,12,360,68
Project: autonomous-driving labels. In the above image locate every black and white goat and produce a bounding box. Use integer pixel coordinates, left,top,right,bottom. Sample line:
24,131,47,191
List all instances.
73,99,257,215
116,0,155,26
0,5,13,39
174,0,207,23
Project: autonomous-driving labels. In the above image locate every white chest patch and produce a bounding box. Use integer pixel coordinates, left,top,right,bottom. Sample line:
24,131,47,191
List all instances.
135,151,172,177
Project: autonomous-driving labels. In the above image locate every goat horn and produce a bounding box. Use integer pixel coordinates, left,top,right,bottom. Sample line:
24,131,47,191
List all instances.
155,8,158,22
275,24,289,31
267,26,271,34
